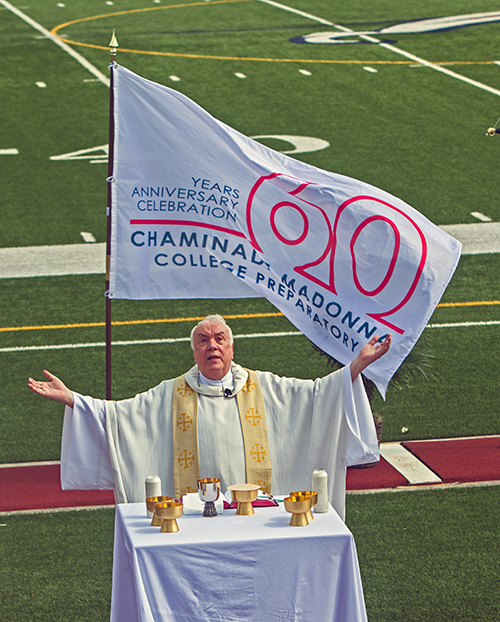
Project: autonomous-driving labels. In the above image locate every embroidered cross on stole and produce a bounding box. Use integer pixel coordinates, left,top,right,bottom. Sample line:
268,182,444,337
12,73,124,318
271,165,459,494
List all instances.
172,370,272,498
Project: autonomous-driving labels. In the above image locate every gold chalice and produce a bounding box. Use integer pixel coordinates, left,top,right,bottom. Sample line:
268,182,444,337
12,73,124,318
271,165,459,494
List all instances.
197,478,221,517
227,483,260,515
155,501,183,533
146,496,174,526
284,495,313,526
290,491,318,522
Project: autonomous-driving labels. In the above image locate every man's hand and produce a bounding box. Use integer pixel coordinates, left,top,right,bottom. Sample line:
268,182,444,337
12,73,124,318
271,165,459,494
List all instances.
350,335,391,382
28,370,74,408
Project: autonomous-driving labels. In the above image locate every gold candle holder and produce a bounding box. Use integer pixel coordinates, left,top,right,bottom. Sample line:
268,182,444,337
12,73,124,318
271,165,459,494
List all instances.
227,484,259,515
156,501,183,533
284,495,313,526
290,491,318,522
146,496,173,526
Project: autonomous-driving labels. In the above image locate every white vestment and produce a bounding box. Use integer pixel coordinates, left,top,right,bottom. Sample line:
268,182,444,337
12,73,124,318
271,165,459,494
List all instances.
60,363,378,519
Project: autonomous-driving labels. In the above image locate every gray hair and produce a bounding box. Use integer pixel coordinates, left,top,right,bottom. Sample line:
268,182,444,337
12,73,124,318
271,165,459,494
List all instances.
190,314,233,349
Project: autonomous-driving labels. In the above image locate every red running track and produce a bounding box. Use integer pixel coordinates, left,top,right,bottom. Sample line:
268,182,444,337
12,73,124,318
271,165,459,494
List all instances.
403,436,500,483
1,436,499,513
347,435,500,490
0,463,115,513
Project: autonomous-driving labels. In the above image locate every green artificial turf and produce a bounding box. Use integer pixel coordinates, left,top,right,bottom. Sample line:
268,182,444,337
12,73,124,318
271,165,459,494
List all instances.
1,5,500,621
346,485,500,622
2,0,500,247
2,252,498,463
1,487,499,622
0,508,114,622
1,252,499,462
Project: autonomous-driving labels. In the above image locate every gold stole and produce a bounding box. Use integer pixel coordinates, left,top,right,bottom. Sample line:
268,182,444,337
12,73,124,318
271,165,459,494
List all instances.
172,370,272,498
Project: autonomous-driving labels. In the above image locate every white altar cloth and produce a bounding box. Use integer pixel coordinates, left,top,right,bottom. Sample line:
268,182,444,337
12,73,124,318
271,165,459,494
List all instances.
111,502,368,622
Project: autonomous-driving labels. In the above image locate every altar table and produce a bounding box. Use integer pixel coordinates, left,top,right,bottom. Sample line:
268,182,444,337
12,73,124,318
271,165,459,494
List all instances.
110,502,368,622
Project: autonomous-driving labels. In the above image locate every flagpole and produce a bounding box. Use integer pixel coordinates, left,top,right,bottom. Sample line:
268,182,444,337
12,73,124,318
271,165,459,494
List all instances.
105,30,118,400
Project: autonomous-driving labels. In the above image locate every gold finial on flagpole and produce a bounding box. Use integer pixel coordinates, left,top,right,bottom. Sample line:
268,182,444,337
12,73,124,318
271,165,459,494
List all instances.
109,29,119,63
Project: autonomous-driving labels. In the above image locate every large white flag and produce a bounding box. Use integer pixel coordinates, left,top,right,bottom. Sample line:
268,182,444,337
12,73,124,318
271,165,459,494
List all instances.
109,65,461,395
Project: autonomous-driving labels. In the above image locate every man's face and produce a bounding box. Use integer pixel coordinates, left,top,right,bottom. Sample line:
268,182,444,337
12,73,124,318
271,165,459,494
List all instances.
192,320,234,380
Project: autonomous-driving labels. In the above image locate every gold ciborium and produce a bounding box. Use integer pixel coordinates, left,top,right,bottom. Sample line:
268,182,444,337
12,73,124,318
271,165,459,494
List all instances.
146,496,174,526
227,483,259,515
290,490,318,522
197,478,221,517
155,501,183,533
284,495,313,526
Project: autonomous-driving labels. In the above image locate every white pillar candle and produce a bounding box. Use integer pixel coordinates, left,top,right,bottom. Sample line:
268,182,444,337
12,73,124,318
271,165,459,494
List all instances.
145,475,162,518
312,469,329,513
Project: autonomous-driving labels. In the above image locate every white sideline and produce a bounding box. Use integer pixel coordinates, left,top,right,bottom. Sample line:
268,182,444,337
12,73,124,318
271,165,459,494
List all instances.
0,243,106,278
0,0,109,86
1,323,499,353
0,460,60,468
0,222,498,280
379,442,442,485
0,505,115,517
440,222,500,255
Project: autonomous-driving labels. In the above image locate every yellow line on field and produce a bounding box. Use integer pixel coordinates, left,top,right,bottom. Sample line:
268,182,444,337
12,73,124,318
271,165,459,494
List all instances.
51,0,252,31
49,4,500,66
0,303,498,333
49,0,254,51
0,312,283,333
437,300,500,308
48,33,500,65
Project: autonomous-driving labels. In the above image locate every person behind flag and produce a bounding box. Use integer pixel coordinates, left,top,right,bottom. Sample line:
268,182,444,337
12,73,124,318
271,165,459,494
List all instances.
28,314,390,519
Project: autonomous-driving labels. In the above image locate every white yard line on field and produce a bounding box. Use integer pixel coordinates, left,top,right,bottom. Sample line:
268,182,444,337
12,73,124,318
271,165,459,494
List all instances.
0,0,109,86
0,332,300,353
258,0,500,97
4,0,500,97
426,320,500,328
0,323,499,353
347,479,500,495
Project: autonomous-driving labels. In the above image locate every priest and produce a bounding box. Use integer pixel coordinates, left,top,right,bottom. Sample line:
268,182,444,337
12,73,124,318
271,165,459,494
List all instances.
28,314,391,519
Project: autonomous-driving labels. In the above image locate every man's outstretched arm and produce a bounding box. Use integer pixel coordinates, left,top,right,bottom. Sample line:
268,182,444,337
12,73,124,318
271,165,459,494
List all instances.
28,370,74,408
350,334,391,382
